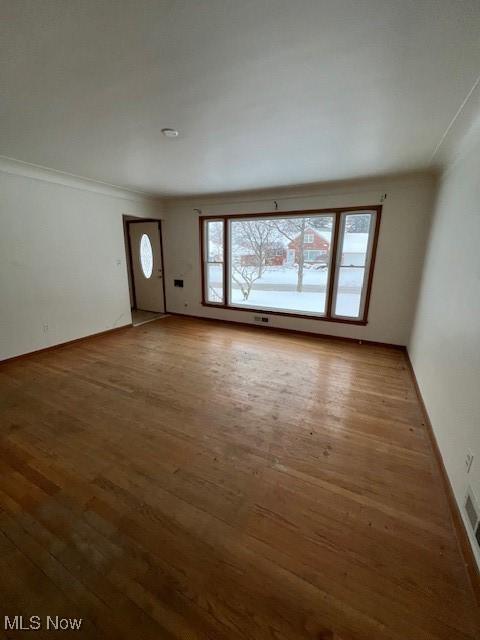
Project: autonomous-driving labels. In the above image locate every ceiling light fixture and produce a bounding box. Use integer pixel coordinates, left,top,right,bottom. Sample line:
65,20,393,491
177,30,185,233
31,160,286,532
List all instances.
161,128,179,138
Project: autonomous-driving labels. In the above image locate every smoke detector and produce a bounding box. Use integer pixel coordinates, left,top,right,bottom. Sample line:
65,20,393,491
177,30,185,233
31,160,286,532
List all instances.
161,128,179,138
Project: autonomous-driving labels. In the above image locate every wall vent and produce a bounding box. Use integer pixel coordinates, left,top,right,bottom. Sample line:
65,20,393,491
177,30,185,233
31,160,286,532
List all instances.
465,487,479,532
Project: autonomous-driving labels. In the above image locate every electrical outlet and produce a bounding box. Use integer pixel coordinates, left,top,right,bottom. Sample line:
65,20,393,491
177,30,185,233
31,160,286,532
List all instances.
466,451,474,474
42,324,49,334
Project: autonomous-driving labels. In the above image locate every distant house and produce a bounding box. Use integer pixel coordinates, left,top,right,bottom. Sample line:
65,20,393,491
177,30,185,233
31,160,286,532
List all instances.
240,244,286,267
239,228,369,268
287,228,370,267
287,227,330,264
265,244,287,266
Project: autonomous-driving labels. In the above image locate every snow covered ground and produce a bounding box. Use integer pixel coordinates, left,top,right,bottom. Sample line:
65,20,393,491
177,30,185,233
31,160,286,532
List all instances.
232,289,327,313
208,265,364,317
230,289,361,317
210,264,364,286
250,265,329,286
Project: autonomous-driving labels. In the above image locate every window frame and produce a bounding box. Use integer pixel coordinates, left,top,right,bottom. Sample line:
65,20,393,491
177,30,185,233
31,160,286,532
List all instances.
199,205,382,325
330,211,377,321
202,218,226,305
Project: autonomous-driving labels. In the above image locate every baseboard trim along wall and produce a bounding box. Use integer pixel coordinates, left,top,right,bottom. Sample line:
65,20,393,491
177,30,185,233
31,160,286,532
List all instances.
405,351,480,607
168,311,406,349
0,324,133,365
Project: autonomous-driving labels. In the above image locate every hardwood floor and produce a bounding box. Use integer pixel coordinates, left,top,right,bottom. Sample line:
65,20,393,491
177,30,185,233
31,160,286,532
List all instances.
0,316,477,639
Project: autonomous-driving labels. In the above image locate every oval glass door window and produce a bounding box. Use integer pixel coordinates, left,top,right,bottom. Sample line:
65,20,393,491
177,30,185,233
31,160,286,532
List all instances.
139,234,153,278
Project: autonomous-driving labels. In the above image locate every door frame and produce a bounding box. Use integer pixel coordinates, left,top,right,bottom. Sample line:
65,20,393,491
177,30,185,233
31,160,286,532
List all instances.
124,216,167,313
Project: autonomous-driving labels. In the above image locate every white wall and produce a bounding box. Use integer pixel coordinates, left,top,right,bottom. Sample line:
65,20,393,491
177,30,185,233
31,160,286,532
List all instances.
409,120,480,567
163,173,436,345
0,165,162,360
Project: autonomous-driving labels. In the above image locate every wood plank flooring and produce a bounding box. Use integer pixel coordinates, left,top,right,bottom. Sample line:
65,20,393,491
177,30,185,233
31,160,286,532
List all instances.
0,316,477,639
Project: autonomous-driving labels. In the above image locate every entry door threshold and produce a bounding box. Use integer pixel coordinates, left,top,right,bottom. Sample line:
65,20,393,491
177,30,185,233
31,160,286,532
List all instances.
132,311,169,327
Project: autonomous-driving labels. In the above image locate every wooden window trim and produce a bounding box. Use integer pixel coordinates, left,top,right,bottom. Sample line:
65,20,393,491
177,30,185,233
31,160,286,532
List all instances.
200,205,382,325
202,218,226,305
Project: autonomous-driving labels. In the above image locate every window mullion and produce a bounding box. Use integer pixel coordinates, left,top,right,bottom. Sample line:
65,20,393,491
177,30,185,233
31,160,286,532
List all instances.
326,212,342,319
223,218,228,305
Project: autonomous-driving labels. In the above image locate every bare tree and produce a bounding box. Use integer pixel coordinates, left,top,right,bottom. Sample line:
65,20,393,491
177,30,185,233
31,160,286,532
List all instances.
229,219,280,300
310,215,333,231
206,220,224,261
268,217,308,292
231,220,275,277
231,264,262,300
208,283,223,303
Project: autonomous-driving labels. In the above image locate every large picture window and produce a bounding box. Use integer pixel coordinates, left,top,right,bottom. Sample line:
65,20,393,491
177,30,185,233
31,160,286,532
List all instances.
201,206,381,324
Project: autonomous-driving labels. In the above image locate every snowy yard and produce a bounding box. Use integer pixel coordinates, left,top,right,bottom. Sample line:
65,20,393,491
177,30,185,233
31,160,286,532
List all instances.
208,265,365,317
230,288,361,317
248,265,329,286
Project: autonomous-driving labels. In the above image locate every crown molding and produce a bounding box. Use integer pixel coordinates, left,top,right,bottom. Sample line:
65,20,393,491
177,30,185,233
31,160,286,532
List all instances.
0,155,163,204
164,169,436,214
430,73,480,168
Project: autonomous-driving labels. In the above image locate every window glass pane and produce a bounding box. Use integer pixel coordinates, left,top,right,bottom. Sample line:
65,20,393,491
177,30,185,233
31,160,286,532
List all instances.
139,234,153,278
334,267,366,317
204,219,224,304
333,211,375,318
207,220,223,262
340,213,372,266
229,214,334,315
206,263,223,303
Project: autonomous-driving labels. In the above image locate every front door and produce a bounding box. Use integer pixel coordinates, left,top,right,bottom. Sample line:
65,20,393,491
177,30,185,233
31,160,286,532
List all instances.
129,221,165,313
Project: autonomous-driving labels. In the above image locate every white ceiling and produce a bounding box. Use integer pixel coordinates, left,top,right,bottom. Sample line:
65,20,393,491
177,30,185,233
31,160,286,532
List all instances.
1,0,480,196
